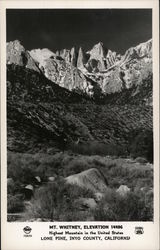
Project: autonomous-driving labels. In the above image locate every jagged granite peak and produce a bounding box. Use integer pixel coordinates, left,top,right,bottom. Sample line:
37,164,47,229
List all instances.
70,47,77,67
87,42,107,58
122,39,152,64
90,42,121,70
86,39,152,93
56,50,60,56
7,40,24,65
59,49,71,63
87,42,106,64
139,39,152,55
55,47,77,66
115,39,152,89
134,39,152,57
29,48,55,66
86,42,112,71
106,49,120,69
77,47,88,69
30,45,94,96
7,40,40,72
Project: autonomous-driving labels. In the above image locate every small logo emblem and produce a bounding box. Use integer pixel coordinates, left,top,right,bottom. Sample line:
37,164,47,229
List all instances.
23,226,32,234
135,227,144,235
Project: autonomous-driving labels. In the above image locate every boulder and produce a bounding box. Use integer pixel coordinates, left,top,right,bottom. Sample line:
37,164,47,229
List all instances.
95,192,104,201
35,176,41,183
116,185,130,197
48,176,55,182
25,184,34,191
65,168,108,193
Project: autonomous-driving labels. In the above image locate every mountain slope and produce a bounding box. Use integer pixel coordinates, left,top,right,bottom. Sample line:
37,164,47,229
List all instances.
7,64,93,153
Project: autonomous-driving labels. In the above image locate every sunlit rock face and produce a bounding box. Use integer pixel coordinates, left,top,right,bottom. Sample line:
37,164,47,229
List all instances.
7,39,152,97
7,40,40,73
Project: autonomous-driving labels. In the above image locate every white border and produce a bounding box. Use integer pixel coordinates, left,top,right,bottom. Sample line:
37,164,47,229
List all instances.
0,1,159,250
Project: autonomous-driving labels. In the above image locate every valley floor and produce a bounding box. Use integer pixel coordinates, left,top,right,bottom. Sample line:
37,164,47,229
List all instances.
7,151,153,222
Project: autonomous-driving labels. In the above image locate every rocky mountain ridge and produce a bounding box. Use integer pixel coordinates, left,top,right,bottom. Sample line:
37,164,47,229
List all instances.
7,39,152,96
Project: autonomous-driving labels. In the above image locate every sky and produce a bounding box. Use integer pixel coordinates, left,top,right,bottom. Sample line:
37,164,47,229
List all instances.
7,9,152,54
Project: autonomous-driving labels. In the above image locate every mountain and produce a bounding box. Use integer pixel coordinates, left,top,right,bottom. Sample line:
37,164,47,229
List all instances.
6,39,153,158
7,39,152,98
27,39,152,96
84,39,152,94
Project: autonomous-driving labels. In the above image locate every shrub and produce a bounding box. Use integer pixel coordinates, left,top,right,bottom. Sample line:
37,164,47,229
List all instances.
26,179,95,221
94,205,117,221
69,141,127,157
129,130,153,163
59,210,92,221
7,194,24,213
66,183,95,200
27,180,65,221
7,180,21,195
93,189,153,221
63,158,91,177
7,152,37,184
93,189,118,221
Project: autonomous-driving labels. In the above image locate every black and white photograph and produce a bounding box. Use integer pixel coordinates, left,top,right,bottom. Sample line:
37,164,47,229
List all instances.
6,8,154,223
